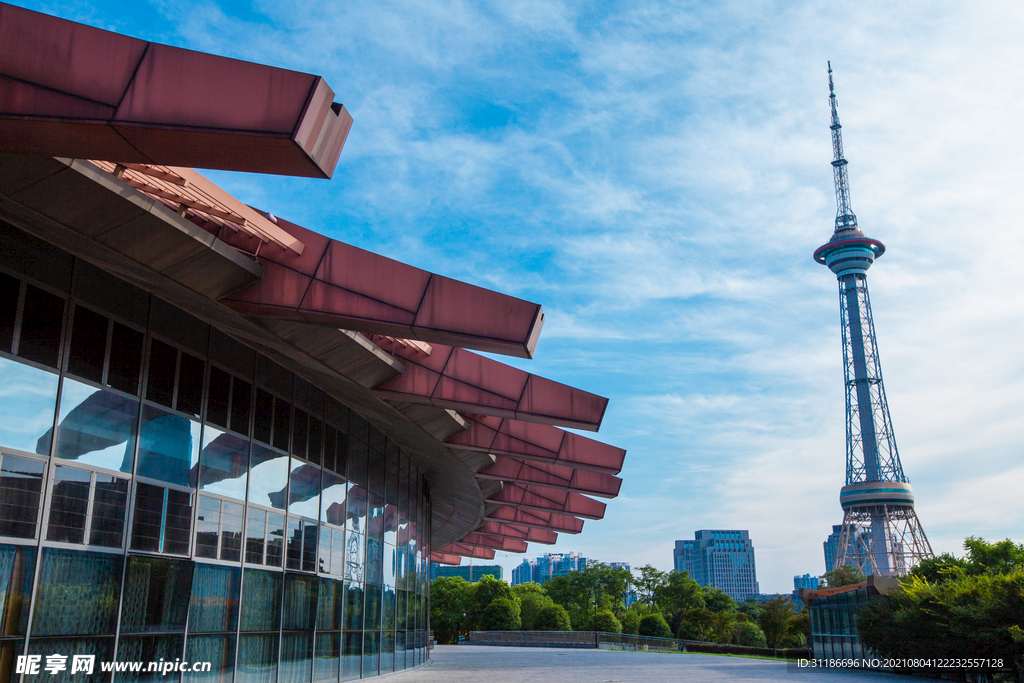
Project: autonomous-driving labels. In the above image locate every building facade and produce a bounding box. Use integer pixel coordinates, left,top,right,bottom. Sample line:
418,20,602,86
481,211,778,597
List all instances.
510,552,587,586
673,530,759,602
794,574,821,591
799,576,898,663
0,5,628,682
429,564,503,582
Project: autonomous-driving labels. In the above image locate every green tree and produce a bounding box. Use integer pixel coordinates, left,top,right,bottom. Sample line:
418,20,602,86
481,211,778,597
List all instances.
480,597,521,631
738,597,763,622
467,575,518,631
654,571,704,633
786,609,810,647
593,610,622,633
544,563,632,630
430,577,472,644
963,536,1024,575
757,595,797,648
821,564,865,588
677,607,714,641
639,613,673,638
633,565,668,606
514,582,554,631
735,621,767,648
620,603,651,635
534,604,572,631
701,586,736,613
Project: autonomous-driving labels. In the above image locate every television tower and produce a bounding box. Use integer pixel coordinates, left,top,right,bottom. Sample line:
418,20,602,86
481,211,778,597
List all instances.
813,63,933,576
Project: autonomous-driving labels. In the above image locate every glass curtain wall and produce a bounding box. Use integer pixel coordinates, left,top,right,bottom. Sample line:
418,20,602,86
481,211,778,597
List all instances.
0,225,431,683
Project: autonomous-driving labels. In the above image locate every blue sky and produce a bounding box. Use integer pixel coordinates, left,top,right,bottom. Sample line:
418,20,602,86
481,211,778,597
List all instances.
27,0,1024,593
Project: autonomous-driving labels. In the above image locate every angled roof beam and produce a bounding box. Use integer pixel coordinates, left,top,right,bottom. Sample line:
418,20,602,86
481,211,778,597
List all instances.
430,552,464,566
448,414,624,473
483,505,585,534
373,345,606,430
219,216,544,359
474,521,558,545
458,533,528,553
477,456,623,499
0,4,350,178
435,543,496,561
486,484,606,520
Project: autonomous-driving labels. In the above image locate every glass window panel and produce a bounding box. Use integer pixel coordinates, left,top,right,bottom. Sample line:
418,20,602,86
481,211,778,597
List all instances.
195,496,221,559
0,454,45,539
366,539,383,585
318,524,333,575
90,473,128,547
348,414,367,446
108,322,143,395
164,488,193,555
280,632,313,683
364,583,381,632
331,528,345,579
138,403,201,487
320,470,346,529
231,377,252,437
302,521,317,573
221,501,244,562
317,578,343,632
189,564,241,633
286,517,302,571
184,634,235,683
266,513,285,568
313,632,340,683
0,543,36,636
291,409,308,459
67,306,107,383
272,397,290,452
307,417,323,467
0,356,59,455
200,427,248,500
361,630,379,679
207,366,231,430
381,630,394,674
240,569,282,632
116,634,185,683
344,533,364,583
253,389,273,445
248,444,289,510
46,465,90,543
345,484,366,536
121,555,193,633
54,377,137,473
397,590,407,631
384,503,398,547
246,508,266,565
146,339,177,408
367,452,384,497
27,636,114,683
237,633,279,683
0,273,18,353
343,582,363,631
382,585,396,631
283,573,318,630
32,548,122,636
383,544,396,588
288,458,320,520
340,631,361,681
321,426,336,474
18,285,64,368
176,351,205,418
130,482,163,552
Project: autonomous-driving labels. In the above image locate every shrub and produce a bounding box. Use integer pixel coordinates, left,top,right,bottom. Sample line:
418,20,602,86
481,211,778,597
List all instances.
534,604,572,631
593,610,622,633
480,597,521,631
638,613,672,638
735,621,767,648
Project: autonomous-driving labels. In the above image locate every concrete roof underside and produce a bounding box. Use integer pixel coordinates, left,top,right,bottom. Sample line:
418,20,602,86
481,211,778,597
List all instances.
0,4,627,562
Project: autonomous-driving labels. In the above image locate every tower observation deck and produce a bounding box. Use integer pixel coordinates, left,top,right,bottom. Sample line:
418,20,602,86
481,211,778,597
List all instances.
814,64,933,576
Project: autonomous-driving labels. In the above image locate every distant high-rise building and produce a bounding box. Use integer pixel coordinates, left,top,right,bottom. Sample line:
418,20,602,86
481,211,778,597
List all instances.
794,574,820,591
673,530,759,601
511,552,587,585
823,524,844,573
430,563,503,582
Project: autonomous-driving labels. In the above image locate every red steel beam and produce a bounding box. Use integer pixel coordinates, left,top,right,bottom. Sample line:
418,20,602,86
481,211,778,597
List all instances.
486,484,606,520
0,4,350,179
458,533,528,553
474,521,558,545
477,456,622,499
483,506,585,534
374,345,606,430
219,216,544,359
430,552,464,566
448,414,624,473
434,543,496,561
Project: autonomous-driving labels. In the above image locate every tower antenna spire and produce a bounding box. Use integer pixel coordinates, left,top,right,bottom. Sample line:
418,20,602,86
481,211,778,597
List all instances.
828,63,858,231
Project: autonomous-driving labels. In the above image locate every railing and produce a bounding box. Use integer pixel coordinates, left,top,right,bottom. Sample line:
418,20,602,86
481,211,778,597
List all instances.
466,631,690,652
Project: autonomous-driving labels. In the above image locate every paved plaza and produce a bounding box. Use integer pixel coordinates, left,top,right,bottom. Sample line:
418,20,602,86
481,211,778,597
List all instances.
391,646,940,683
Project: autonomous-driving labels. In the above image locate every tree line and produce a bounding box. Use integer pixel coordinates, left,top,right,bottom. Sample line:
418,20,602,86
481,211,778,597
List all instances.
430,562,810,648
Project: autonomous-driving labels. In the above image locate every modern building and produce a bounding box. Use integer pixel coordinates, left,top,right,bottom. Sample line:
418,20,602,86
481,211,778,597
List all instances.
0,5,627,681
823,524,843,573
794,574,820,591
673,530,759,602
799,576,898,662
813,65,933,575
429,563,503,582
511,552,587,586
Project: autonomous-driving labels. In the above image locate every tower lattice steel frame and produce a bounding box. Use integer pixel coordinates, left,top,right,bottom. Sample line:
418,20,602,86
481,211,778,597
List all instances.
813,64,933,576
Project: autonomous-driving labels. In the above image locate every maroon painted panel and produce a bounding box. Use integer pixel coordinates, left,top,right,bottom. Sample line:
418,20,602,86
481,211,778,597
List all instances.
483,506,585,534
458,533,528,553
477,456,622,499
0,4,349,178
435,543,496,561
431,552,464,565
487,484,606,520
447,415,625,474
219,216,546,359
474,521,558,545
375,346,608,430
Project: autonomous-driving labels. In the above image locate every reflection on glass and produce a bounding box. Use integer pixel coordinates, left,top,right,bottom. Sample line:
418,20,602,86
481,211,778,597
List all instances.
121,555,193,633
27,637,115,679
248,444,289,510
317,578,343,632
383,544,396,588
53,377,138,473
344,533,364,583
0,356,58,455
343,582,363,631
46,466,90,543
240,569,281,632
184,634,235,683
361,630,379,680
365,539,383,586
117,635,185,681
280,633,312,683
90,473,129,547
382,586,396,631
283,574,317,630
0,454,45,539
340,631,361,682
364,584,381,632
367,493,384,542
32,548,122,636
137,404,200,487
287,458,320,520
320,471,347,528
313,632,340,683
267,513,285,568
189,564,240,633
381,630,394,674
196,496,221,560
237,633,278,683
0,543,36,636
345,484,365,535
200,427,249,500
